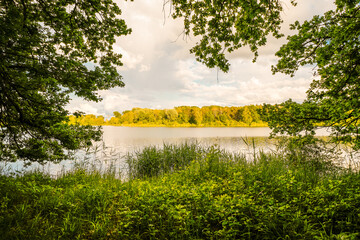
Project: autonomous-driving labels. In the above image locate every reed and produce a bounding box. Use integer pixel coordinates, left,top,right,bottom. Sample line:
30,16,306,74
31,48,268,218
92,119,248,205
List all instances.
1,142,359,239
126,142,237,179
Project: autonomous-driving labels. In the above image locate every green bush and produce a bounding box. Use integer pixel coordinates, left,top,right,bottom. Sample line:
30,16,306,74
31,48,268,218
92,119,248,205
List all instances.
1,143,359,239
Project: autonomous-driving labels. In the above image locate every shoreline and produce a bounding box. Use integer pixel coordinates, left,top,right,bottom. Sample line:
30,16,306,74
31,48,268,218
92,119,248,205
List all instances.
85,123,269,128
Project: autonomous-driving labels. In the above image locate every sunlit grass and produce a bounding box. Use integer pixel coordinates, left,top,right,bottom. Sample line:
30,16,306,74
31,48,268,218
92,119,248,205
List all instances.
1,143,360,239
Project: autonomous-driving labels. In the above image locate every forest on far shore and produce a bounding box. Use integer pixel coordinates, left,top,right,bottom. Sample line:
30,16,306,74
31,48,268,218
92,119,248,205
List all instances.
68,105,267,127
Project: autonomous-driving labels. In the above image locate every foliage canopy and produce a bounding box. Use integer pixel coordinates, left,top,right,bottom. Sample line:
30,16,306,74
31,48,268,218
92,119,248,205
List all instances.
264,0,360,149
171,0,360,149
0,0,130,162
69,105,265,127
170,0,297,72
2,0,360,162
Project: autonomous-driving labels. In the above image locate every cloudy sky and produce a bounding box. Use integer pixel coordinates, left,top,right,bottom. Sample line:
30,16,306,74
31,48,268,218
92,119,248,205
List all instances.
67,0,335,117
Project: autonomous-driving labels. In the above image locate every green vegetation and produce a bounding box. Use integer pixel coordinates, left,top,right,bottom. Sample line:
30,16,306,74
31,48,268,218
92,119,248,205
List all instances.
2,0,359,162
170,0,291,72
0,0,130,163
262,1,360,150
1,143,360,239
172,0,360,150
68,105,267,127
2,0,360,238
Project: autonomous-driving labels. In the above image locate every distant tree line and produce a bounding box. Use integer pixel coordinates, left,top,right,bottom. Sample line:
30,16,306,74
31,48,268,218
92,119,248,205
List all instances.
68,105,267,127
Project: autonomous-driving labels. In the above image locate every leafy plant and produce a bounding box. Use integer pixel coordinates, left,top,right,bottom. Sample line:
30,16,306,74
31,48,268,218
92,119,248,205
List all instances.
0,0,131,162
1,143,359,239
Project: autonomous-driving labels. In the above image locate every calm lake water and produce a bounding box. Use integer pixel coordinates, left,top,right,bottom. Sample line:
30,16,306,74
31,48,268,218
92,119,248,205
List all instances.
101,126,331,151
1,126,333,176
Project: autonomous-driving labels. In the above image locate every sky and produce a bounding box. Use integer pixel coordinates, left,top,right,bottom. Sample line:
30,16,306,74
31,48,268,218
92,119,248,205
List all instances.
66,0,335,117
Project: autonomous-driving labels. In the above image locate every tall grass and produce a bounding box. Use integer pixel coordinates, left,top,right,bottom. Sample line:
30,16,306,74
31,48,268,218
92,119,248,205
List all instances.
1,142,360,239
125,142,244,179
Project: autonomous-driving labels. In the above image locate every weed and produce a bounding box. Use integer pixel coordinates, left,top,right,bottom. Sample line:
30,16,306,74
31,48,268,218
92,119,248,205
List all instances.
1,142,359,239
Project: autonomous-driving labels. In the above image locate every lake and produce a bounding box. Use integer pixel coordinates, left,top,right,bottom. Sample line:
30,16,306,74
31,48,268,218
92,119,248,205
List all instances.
101,126,332,151
1,126,333,176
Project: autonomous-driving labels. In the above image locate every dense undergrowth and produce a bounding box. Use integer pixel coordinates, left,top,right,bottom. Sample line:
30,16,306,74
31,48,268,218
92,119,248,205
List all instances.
1,143,360,239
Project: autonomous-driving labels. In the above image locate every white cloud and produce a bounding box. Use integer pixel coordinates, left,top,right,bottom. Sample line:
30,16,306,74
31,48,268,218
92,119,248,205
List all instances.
66,0,335,116
139,64,151,72
113,45,144,70
175,60,210,83
67,101,99,116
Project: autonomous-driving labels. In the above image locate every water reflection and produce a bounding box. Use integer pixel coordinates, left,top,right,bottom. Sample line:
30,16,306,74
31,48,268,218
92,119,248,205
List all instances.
0,126,340,176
